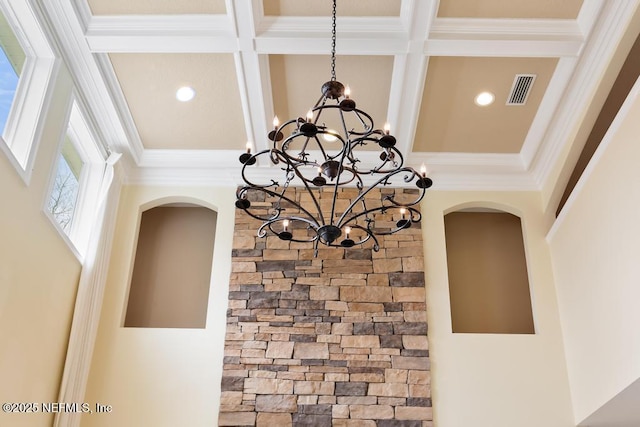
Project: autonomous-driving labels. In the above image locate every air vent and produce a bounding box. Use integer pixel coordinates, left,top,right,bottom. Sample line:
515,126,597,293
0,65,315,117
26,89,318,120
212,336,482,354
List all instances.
507,74,536,105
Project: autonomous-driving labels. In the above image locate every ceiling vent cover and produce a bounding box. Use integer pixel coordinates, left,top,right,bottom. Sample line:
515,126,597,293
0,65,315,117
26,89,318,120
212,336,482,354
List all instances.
507,74,536,105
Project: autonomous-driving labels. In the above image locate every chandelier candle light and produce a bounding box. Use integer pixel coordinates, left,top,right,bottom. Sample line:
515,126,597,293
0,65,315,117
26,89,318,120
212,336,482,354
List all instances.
236,0,432,252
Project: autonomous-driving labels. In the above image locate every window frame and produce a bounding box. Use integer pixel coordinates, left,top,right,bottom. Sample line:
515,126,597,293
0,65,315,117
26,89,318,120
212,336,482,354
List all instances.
0,0,58,184
45,97,106,260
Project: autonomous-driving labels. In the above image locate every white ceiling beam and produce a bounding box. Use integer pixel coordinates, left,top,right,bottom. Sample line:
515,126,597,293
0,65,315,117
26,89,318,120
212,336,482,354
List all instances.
425,39,583,57
85,15,238,53
390,0,437,157
431,18,583,39
229,0,272,159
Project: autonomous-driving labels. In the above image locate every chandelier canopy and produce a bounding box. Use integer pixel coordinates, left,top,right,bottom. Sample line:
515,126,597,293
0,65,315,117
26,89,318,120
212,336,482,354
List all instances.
235,0,432,252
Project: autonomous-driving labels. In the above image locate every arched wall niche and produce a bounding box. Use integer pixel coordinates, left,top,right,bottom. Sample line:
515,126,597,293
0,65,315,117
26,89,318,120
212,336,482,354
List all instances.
443,202,535,334
123,197,218,329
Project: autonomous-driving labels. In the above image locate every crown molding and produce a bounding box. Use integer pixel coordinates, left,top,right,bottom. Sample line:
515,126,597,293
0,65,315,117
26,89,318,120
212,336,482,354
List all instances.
131,148,534,190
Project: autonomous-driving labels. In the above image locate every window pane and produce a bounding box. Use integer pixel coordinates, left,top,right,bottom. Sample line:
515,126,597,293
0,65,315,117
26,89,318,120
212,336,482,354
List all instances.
0,11,25,135
48,138,83,232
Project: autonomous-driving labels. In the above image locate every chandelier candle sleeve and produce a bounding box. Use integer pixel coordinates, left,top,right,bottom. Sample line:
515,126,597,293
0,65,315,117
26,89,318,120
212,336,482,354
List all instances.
235,0,433,252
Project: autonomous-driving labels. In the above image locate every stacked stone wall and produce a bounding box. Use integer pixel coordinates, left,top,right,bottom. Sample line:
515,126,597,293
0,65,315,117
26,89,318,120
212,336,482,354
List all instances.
219,188,431,427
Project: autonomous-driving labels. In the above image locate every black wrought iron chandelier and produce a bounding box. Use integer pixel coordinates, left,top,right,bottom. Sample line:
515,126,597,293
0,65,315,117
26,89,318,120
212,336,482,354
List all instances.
235,0,432,252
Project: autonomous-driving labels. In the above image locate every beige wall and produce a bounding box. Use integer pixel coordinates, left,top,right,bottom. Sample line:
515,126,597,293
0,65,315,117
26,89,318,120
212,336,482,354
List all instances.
82,186,235,427
422,191,574,427
0,67,82,426
548,78,640,424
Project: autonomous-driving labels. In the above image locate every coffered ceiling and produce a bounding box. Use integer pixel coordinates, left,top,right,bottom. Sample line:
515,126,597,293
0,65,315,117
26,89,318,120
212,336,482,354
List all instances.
39,0,640,189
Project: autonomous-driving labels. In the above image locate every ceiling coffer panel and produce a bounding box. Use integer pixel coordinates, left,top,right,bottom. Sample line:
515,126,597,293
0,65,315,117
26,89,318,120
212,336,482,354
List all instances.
269,54,394,151
109,53,247,150
414,56,558,154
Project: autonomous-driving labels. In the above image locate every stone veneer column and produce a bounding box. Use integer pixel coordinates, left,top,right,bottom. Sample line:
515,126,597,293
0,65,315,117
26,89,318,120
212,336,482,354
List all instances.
219,188,431,427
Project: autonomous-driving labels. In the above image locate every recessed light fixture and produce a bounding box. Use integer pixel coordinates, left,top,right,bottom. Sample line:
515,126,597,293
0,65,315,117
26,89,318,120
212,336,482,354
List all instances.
176,86,195,102
474,91,495,106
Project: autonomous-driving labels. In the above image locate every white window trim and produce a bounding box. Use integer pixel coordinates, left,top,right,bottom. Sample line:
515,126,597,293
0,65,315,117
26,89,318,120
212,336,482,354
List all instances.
0,0,58,184
45,98,106,261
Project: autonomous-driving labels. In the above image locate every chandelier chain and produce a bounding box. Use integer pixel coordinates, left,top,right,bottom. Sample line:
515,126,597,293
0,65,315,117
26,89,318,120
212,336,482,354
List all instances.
330,0,337,81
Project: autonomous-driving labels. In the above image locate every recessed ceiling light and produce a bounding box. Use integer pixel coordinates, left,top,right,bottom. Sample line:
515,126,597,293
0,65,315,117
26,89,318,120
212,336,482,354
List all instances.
475,91,495,106
176,86,195,102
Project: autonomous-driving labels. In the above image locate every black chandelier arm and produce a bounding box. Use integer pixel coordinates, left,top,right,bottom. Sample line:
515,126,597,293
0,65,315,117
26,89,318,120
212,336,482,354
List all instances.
339,204,421,230
236,185,321,227
258,216,320,243
287,154,329,226
334,166,425,226
238,149,283,189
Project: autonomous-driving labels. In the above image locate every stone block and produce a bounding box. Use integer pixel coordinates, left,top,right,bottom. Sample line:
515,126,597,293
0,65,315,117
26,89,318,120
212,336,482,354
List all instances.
332,420,376,427
367,274,390,286
392,287,426,302
393,322,428,335
385,368,408,383
232,261,256,273
349,404,394,419
336,396,377,405
408,370,430,385
291,414,332,426
255,394,297,413
380,335,403,349
402,256,424,272
219,411,256,426
407,397,431,407
220,391,243,405
333,404,349,418
395,406,433,420
294,342,329,359
374,323,394,335
409,384,430,398
391,356,430,370
353,322,375,335
263,249,299,260
244,372,293,394
402,335,429,350
335,382,368,396
348,302,385,312
341,286,392,302
265,341,295,359
372,258,403,273
310,285,339,300
294,380,335,395
297,404,332,415
389,272,425,287
403,310,427,322
256,260,297,272
350,372,384,382
256,413,292,427
368,382,409,398
332,323,353,335
341,335,380,348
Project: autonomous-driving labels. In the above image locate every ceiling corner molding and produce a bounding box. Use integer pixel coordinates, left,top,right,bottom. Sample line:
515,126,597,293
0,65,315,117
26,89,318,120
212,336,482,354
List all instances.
530,0,640,190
